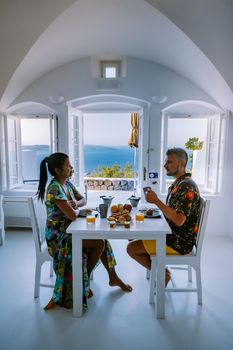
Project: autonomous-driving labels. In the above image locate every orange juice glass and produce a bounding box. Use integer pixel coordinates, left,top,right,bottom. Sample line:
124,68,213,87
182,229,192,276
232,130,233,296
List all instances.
135,213,144,223
86,215,96,224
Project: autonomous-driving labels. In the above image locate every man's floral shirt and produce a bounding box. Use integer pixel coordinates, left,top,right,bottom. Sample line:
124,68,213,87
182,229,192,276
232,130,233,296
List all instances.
165,173,200,254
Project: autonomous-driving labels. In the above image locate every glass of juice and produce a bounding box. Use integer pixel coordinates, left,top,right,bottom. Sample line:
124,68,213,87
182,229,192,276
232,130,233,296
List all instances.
86,215,96,224
135,212,144,223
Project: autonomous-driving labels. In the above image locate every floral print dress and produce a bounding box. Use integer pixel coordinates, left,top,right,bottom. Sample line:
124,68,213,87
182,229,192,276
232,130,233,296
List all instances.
44,178,116,309
165,173,200,255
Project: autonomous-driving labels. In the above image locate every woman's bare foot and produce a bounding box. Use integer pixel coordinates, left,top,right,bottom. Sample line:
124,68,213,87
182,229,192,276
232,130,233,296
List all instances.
109,277,133,292
44,298,56,310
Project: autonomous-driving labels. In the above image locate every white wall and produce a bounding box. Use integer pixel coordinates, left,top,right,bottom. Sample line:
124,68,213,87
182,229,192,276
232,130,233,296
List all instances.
5,56,233,237
14,56,217,152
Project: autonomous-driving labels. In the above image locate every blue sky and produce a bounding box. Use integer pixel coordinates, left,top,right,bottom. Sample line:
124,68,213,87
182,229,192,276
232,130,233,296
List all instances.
83,113,131,146
21,118,50,145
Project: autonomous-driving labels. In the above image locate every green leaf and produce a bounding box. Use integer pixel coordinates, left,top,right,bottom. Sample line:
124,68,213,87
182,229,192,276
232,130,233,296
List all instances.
185,137,204,150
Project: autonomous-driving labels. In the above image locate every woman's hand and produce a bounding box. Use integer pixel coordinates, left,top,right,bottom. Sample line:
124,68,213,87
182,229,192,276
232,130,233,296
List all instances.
69,200,78,209
69,197,86,209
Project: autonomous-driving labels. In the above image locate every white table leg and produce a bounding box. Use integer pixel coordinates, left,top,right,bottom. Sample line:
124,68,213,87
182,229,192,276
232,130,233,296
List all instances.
72,234,83,317
155,235,166,319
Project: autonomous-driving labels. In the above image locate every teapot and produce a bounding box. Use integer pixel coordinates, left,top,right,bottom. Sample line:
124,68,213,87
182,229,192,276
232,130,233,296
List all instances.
128,195,141,207
100,195,114,207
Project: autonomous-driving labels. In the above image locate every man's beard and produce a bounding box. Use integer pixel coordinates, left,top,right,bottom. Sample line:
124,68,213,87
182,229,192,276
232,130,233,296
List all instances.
166,166,179,177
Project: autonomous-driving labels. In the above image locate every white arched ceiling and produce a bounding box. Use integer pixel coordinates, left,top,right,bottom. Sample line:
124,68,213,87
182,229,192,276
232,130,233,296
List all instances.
146,0,233,92
1,0,233,111
0,0,77,101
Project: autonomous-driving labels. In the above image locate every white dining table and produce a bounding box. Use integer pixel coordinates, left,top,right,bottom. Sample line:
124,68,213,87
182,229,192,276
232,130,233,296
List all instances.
67,208,171,319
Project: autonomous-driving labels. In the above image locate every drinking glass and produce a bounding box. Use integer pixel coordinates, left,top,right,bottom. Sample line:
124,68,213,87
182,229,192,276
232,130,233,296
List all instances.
86,215,96,224
135,213,144,223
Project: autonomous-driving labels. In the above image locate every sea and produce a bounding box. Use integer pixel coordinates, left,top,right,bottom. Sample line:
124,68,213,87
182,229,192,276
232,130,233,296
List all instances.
84,145,137,175
22,144,192,180
22,144,137,179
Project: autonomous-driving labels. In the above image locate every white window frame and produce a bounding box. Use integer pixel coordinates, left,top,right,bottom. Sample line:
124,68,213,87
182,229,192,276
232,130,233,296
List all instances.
68,106,149,196
0,115,7,191
2,114,58,190
68,107,84,190
161,113,227,194
101,61,121,79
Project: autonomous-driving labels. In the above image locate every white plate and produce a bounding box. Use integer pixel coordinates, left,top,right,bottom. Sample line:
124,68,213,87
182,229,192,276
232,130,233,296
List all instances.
78,209,98,217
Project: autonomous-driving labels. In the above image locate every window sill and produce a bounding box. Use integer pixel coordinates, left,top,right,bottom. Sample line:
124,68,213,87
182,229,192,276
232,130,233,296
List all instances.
3,184,37,197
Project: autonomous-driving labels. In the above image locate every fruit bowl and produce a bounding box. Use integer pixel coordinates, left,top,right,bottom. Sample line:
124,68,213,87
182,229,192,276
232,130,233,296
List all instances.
110,203,132,214
108,203,132,224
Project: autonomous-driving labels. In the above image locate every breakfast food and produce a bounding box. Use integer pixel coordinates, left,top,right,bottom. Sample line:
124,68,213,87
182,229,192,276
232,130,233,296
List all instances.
109,220,116,228
111,205,119,213
118,215,126,224
86,208,92,215
124,221,131,229
78,208,93,217
125,214,131,221
146,208,153,216
123,204,132,212
107,206,132,224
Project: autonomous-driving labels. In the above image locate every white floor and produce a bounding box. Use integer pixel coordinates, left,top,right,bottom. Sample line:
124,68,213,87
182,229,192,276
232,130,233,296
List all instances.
1,229,233,350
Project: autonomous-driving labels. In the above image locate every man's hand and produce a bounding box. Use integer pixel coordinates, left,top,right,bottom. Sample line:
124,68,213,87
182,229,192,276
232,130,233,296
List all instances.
145,189,158,204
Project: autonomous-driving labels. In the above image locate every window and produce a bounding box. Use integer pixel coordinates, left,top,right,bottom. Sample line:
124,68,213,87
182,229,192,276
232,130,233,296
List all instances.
0,116,7,191
2,114,57,189
82,113,137,192
161,113,226,194
67,96,150,196
68,111,149,195
101,61,121,79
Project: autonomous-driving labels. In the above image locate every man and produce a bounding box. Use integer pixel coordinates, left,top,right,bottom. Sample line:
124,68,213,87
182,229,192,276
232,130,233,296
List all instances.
127,148,200,286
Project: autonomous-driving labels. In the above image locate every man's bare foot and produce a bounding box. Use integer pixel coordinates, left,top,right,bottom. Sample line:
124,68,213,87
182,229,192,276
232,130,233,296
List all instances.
87,288,94,298
109,277,133,292
165,268,171,287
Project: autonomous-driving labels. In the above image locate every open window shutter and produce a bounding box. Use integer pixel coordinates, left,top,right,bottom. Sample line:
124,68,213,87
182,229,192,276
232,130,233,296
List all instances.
5,115,22,188
205,115,221,193
50,114,58,153
0,115,7,191
217,113,227,193
140,108,150,193
68,109,84,190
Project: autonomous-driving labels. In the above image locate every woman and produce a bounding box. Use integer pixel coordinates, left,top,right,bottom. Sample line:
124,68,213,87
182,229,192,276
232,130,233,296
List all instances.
37,152,132,310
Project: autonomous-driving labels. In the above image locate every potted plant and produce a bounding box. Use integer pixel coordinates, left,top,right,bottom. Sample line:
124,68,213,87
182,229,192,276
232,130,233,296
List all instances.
185,137,204,174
